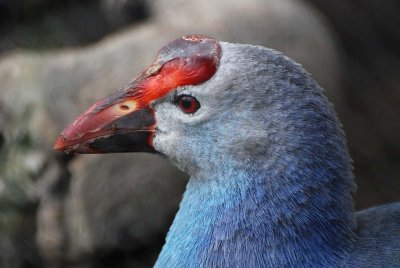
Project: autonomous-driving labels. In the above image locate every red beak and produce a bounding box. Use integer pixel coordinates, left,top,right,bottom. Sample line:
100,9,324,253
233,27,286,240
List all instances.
53,90,157,153
53,34,221,154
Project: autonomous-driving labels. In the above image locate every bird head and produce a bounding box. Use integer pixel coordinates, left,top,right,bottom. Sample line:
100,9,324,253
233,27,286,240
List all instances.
54,36,357,267
54,34,348,177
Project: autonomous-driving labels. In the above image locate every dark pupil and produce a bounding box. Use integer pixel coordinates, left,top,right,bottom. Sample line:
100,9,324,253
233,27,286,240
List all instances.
180,97,193,109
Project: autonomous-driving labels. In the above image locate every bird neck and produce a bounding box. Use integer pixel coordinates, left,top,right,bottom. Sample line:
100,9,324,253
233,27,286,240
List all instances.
156,159,356,267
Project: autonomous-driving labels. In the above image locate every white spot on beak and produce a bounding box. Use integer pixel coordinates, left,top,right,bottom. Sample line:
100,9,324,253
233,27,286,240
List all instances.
115,100,137,115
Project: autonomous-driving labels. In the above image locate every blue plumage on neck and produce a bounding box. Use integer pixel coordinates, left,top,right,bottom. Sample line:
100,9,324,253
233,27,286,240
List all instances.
156,153,355,267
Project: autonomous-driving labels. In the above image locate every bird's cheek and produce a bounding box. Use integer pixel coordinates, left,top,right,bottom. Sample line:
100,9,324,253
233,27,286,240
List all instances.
152,129,174,155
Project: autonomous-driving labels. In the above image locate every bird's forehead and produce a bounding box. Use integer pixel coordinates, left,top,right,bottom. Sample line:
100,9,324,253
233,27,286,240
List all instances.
141,34,222,99
157,35,221,67
96,35,222,111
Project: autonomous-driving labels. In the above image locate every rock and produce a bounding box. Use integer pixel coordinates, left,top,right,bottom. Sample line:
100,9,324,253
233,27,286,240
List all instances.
65,154,187,265
100,0,149,27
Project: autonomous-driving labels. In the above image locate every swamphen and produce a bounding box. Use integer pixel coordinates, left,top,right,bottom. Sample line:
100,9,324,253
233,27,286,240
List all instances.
54,35,400,267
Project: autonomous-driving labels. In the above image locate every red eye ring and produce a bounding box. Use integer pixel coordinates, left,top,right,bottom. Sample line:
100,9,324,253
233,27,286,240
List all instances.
176,95,200,114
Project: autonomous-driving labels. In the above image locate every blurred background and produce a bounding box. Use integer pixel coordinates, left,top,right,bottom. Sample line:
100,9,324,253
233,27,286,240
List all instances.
0,0,399,267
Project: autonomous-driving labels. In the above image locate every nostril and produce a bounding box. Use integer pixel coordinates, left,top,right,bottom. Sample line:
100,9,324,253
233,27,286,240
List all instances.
120,105,130,111
116,100,137,113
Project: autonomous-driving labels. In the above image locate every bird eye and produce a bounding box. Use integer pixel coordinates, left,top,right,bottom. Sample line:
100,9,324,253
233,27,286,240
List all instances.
176,95,200,114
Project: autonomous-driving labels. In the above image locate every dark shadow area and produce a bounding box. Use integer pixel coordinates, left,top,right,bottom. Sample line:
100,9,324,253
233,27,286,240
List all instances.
308,0,400,208
0,0,149,54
